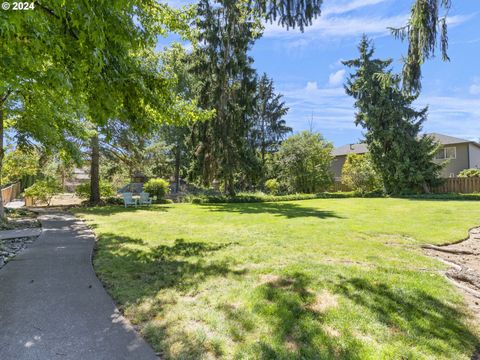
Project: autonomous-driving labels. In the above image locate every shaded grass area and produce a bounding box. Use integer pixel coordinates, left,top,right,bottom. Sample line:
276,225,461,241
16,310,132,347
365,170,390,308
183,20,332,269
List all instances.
76,198,480,359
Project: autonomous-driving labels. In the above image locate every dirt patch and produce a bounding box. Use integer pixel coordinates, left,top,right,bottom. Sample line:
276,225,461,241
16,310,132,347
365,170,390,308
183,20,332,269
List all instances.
423,226,480,321
308,290,338,313
284,336,299,352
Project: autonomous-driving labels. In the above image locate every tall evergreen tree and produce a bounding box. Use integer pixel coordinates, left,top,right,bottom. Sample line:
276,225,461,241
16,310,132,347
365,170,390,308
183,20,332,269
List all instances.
250,73,291,167
343,36,442,194
189,0,260,195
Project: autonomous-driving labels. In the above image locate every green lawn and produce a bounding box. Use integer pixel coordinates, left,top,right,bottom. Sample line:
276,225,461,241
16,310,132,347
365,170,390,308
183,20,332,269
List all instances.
76,198,480,359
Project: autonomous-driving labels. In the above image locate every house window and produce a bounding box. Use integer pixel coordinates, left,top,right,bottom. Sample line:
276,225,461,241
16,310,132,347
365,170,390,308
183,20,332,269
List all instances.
435,146,456,160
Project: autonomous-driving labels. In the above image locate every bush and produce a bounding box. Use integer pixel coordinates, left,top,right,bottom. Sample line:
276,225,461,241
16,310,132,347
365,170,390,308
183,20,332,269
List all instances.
75,181,116,199
188,191,367,204
394,193,480,201
265,179,280,195
458,169,480,178
24,178,61,206
341,153,383,194
144,178,170,202
103,197,124,205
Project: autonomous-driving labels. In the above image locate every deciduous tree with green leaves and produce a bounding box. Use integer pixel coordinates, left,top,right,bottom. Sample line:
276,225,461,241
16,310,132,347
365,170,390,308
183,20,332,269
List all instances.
341,153,382,194
1,1,200,209
277,131,333,193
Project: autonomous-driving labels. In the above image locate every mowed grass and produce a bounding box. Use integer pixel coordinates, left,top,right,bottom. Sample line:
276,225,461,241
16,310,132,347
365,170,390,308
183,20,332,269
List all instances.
75,198,480,359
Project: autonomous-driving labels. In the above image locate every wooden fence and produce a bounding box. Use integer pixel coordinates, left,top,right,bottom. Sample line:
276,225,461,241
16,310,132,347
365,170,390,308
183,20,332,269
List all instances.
432,177,480,194
1,182,21,205
331,177,480,194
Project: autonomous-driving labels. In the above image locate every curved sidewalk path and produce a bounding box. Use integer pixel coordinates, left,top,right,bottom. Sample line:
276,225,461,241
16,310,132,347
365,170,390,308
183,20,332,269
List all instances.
0,212,158,360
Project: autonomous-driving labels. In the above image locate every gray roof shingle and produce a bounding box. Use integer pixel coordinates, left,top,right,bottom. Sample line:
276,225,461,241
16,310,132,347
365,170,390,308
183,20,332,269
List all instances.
332,143,368,156
332,133,480,157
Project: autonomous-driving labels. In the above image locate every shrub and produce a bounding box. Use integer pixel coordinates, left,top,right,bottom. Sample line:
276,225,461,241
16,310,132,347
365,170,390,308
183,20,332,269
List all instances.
75,181,116,199
144,178,170,202
458,169,480,178
24,178,61,206
265,179,280,195
188,191,367,204
103,197,124,205
341,153,383,194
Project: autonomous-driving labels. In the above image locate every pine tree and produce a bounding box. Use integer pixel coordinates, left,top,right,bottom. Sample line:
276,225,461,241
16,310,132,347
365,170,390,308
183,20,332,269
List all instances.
243,73,291,187
250,73,291,167
189,0,260,195
343,36,442,194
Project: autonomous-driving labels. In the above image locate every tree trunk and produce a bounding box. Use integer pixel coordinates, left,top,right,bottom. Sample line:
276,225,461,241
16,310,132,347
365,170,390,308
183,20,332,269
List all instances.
90,134,101,205
226,175,235,197
174,142,181,193
0,105,5,219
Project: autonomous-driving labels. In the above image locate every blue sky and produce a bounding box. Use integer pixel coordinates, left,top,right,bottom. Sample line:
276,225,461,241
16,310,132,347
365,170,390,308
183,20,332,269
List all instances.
165,0,480,147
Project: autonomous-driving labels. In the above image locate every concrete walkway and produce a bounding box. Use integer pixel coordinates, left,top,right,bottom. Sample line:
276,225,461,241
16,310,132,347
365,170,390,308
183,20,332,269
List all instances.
0,213,158,360
0,227,42,240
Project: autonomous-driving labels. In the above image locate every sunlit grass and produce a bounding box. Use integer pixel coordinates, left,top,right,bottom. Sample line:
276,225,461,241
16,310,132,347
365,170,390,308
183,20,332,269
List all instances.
76,198,480,359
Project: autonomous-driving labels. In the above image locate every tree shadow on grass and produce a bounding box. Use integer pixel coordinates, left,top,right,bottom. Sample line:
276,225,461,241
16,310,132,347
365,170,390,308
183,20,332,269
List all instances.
95,234,243,302
335,276,479,358
200,202,344,219
75,204,172,217
243,272,479,359
94,233,249,358
246,272,363,359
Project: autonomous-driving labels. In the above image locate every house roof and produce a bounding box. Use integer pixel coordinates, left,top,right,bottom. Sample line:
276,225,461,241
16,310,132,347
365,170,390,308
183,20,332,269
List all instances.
332,143,368,156
427,133,480,146
332,133,480,157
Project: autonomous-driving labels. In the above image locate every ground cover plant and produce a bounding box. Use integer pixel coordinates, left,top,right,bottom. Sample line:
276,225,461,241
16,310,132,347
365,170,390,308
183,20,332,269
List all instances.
76,198,480,359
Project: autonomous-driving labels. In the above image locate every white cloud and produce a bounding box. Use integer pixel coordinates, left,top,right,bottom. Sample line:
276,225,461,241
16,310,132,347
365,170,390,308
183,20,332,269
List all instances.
263,14,408,39
416,95,480,141
262,8,471,49
278,82,355,133
306,81,319,92
329,69,346,85
278,81,480,144
469,78,480,95
323,0,388,16
470,84,480,95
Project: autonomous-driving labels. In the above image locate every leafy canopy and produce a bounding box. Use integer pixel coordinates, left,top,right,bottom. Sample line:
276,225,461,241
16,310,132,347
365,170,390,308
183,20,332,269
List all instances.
277,131,333,193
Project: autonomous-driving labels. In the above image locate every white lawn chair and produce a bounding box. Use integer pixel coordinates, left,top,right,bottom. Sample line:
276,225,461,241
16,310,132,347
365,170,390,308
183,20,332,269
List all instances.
123,192,137,207
139,192,152,206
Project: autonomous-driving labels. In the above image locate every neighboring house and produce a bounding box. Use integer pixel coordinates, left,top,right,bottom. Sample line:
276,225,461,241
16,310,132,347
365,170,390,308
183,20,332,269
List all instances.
331,133,480,180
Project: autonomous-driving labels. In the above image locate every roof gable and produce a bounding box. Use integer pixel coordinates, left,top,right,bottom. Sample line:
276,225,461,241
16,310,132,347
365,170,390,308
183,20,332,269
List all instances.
427,133,474,145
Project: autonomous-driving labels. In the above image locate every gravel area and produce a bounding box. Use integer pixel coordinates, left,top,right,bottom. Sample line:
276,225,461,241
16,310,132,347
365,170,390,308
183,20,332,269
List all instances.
0,235,38,269
423,226,480,320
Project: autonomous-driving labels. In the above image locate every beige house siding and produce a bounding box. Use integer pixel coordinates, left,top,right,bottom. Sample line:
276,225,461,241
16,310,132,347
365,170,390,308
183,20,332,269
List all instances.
331,135,480,180
434,143,469,177
468,143,480,169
